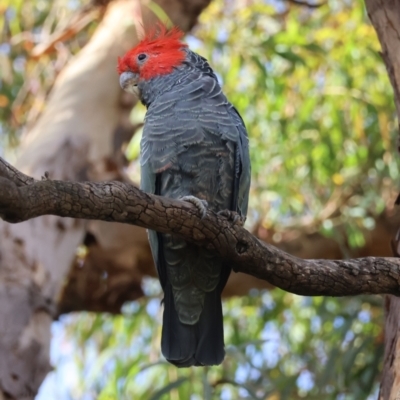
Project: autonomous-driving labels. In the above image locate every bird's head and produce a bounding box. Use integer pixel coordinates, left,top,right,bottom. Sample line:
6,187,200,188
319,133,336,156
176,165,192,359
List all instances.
117,24,188,94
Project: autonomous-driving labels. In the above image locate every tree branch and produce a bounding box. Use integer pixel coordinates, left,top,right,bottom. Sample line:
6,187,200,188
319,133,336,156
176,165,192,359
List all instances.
1,156,400,297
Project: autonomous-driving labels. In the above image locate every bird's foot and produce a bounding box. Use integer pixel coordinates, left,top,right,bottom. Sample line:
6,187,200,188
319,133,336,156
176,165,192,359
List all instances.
41,171,50,180
181,196,208,219
218,210,246,226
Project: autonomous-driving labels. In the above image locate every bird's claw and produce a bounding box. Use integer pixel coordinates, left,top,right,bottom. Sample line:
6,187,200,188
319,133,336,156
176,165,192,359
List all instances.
181,196,208,219
218,210,246,226
41,171,50,180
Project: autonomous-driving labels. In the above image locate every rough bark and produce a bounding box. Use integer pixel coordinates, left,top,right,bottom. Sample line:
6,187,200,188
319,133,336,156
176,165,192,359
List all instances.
0,0,211,399
1,157,400,297
364,1,400,399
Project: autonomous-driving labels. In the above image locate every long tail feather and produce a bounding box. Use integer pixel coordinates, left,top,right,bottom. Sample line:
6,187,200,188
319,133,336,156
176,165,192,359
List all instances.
161,283,225,367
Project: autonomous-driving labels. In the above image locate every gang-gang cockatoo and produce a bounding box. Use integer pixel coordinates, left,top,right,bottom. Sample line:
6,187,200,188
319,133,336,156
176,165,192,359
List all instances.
118,25,251,367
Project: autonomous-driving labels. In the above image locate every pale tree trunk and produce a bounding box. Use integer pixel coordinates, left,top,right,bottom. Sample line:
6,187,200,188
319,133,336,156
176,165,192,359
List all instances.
364,1,400,398
0,0,210,398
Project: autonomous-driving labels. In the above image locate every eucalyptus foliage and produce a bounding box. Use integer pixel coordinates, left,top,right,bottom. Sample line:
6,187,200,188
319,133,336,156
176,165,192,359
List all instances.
190,0,397,248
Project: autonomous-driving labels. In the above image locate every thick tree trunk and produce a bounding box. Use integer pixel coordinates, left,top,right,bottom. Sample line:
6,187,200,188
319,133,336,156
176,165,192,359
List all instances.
364,1,400,398
0,1,210,398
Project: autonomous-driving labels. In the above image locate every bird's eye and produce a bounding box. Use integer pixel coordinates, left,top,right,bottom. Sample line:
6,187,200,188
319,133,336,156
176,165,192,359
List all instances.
137,53,147,62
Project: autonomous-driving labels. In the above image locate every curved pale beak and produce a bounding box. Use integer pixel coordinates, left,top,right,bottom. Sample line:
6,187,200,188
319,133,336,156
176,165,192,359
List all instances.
119,71,140,94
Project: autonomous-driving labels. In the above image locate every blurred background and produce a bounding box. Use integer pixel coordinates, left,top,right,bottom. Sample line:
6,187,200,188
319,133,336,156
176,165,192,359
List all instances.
0,0,397,398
